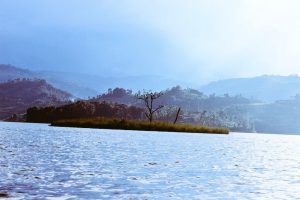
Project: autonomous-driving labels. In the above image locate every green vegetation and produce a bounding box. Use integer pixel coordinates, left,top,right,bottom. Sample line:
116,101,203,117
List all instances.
51,117,229,134
26,101,143,123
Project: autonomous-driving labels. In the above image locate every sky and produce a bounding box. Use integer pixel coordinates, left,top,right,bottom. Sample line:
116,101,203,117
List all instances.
1,0,300,85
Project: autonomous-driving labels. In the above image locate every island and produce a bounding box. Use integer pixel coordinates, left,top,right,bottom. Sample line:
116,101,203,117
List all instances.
51,117,229,134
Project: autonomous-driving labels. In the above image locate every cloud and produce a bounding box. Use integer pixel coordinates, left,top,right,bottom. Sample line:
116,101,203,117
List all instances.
113,0,300,78
1,0,300,84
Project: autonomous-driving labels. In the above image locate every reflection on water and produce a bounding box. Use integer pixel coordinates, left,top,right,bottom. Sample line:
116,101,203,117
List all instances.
0,122,300,199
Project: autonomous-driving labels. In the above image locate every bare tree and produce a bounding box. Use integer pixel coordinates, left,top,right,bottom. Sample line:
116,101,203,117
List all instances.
173,107,181,124
137,91,164,123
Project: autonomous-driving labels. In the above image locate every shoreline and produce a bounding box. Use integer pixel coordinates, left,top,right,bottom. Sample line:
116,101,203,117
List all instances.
50,118,229,134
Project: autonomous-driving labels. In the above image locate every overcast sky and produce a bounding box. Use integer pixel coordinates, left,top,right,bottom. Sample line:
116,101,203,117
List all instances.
1,0,300,84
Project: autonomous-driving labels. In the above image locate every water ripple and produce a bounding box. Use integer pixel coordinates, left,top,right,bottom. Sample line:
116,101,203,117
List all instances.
1,122,300,199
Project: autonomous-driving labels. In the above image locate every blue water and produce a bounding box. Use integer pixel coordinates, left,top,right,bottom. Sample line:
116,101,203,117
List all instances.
0,122,300,200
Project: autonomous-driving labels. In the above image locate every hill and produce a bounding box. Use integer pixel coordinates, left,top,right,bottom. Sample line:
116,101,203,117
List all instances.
0,64,97,98
0,79,71,119
200,75,300,102
248,96,300,134
0,64,35,81
0,64,191,98
91,86,257,112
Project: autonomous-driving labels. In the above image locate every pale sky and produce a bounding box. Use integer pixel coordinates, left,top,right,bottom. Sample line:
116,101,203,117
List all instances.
1,0,300,84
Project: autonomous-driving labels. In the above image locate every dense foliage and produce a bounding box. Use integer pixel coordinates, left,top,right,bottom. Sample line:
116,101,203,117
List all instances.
27,101,144,123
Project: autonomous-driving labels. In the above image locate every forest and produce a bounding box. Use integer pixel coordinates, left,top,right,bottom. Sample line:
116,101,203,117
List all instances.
27,101,144,123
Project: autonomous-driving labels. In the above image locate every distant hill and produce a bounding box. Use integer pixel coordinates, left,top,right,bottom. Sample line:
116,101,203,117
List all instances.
0,64,97,98
0,79,71,119
0,64,192,98
91,86,258,112
247,96,300,134
0,64,35,81
36,71,187,98
200,75,300,102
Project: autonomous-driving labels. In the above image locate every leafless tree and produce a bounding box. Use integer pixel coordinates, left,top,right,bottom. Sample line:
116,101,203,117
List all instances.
173,107,181,124
136,91,164,123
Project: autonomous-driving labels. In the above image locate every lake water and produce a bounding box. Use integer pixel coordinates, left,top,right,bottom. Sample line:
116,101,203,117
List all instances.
0,122,300,200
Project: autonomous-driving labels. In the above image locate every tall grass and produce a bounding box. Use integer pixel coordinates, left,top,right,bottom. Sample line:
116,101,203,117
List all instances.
51,117,229,134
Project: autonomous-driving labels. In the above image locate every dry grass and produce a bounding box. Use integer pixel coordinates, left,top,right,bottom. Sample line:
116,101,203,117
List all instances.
51,117,229,134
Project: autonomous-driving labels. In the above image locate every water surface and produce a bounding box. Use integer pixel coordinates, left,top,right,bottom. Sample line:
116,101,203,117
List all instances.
1,122,300,199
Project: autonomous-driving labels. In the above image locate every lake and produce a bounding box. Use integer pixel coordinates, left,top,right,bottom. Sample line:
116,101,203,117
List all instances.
0,122,300,199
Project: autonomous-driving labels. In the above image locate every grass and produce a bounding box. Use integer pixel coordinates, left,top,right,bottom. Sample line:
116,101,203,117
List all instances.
51,117,229,134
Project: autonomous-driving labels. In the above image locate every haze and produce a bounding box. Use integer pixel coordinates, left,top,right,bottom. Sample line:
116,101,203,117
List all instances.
1,0,300,84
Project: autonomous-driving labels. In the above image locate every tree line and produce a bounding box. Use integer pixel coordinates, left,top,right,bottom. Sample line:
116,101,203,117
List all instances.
26,101,144,123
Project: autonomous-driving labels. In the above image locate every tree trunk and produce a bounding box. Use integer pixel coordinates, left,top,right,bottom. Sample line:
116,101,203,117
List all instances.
173,107,181,124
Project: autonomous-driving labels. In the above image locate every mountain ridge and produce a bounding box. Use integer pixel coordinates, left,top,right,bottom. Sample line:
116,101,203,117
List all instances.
0,64,192,98
200,75,300,102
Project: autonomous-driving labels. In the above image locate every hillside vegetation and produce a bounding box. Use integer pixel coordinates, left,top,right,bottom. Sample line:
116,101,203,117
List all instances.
0,79,71,119
91,86,257,112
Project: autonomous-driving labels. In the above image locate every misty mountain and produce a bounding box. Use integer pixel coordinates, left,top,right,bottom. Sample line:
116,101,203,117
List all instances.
200,75,300,102
37,71,192,97
0,64,35,80
0,79,71,119
248,96,300,134
0,64,191,98
0,64,97,98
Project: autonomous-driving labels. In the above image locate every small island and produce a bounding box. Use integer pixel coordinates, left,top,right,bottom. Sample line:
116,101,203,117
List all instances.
51,117,229,134
24,89,229,135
